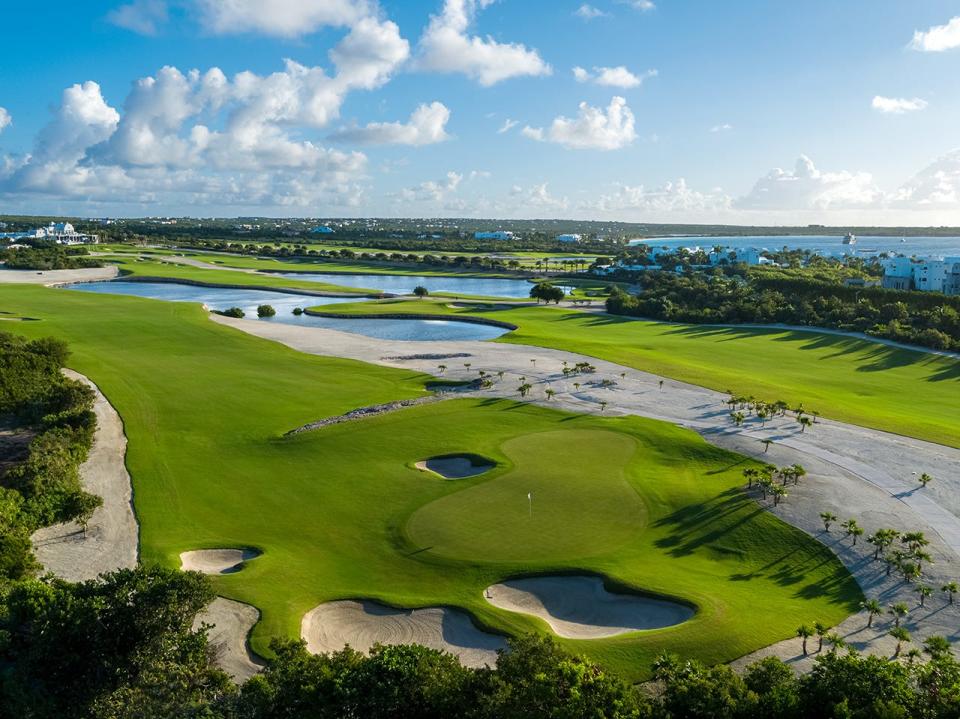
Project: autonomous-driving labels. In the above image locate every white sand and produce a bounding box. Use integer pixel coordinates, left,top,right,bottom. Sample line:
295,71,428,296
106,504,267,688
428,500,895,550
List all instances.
194,597,265,682
415,455,493,479
301,600,506,668
180,548,261,574
0,265,118,285
32,370,138,580
486,576,693,639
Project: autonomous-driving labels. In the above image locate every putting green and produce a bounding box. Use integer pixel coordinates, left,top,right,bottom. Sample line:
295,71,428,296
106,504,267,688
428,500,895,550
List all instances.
408,430,645,561
0,284,861,680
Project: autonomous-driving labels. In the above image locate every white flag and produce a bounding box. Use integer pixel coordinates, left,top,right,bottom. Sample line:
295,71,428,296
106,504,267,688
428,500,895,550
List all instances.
527,492,532,500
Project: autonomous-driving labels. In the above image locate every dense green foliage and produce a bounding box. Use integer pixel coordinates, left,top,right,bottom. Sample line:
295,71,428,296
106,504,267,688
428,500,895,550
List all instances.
0,566,233,718
0,245,102,271
0,333,101,580
604,270,960,352
530,282,566,304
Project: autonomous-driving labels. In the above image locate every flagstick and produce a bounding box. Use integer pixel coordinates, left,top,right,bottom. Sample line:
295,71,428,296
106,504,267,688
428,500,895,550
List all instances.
528,492,532,517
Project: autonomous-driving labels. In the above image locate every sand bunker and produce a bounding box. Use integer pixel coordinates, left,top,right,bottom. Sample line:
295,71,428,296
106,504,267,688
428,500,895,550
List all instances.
194,597,264,682
485,576,693,639
301,600,506,668
180,548,261,575
415,454,494,479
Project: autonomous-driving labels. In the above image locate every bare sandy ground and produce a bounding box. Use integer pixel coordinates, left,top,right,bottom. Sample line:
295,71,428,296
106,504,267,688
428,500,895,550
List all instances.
415,455,493,479
32,370,138,580
211,314,960,665
301,600,506,667
194,597,265,682
486,576,693,639
180,548,261,574
0,265,118,285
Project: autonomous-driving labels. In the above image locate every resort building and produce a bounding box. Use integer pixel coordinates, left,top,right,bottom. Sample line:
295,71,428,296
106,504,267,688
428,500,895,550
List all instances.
881,256,960,295
474,230,514,240
556,234,582,243
0,222,98,245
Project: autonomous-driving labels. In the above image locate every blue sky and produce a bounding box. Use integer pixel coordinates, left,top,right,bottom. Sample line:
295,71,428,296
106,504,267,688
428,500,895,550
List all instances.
1,0,960,223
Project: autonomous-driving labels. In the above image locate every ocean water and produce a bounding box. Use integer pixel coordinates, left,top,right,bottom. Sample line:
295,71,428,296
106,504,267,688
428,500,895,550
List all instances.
630,235,960,258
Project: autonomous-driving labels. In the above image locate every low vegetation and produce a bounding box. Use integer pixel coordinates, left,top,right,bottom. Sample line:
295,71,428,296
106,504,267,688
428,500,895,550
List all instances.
0,244,103,271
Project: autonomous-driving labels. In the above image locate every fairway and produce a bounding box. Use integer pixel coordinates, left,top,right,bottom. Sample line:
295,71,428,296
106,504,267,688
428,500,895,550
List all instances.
408,429,646,561
314,298,960,448
0,285,861,680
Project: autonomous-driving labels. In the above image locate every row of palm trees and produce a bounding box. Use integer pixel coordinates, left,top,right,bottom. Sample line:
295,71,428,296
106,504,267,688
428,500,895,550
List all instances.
726,393,819,432
743,464,808,507
795,621,952,660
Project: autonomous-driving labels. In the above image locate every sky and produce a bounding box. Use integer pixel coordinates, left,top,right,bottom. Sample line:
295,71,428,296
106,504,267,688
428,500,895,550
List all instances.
2,0,960,224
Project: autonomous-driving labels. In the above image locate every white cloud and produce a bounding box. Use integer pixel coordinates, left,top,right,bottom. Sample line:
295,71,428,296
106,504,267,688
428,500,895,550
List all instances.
587,179,731,214
497,118,518,134
523,96,636,150
0,108,10,133
329,101,451,145
736,155,881,210
573,65,656,89
910,16,960,52
195,0,373,37
890,149,960,207
399,170,463,202
574,4,607,19
624,0,655,11
710,123,732,133
415,0,551,86
107,0,169,35
871,96,928,114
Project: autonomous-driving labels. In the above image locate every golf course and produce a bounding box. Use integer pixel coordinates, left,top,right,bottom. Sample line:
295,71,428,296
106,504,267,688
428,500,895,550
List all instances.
1,282,863,680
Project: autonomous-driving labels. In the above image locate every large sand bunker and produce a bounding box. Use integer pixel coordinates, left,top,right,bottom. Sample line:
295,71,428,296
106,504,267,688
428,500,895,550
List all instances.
485,576,693,639
415,454,494,479
301,600,506,668
180,548,261,575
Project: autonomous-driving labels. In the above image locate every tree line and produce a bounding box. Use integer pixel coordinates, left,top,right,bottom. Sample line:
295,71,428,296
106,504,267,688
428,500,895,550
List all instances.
0,243,103,271
604,271,960,352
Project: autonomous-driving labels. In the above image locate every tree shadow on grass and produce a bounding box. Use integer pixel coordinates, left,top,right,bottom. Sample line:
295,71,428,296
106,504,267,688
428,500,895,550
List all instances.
653,488,761,557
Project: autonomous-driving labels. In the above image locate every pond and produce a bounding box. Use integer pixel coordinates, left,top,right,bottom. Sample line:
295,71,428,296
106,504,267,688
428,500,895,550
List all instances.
67,281,510,342
271,272,544,298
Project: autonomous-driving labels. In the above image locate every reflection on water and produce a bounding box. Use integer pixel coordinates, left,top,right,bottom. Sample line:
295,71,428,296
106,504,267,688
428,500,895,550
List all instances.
68,281,509,342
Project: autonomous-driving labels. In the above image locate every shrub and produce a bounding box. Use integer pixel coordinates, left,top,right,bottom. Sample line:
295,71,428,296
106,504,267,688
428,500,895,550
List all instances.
292,307,304,316
257,305,276,318
217,307,245,318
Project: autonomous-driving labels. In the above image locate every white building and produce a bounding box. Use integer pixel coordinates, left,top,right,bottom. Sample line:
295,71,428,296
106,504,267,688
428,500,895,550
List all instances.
0,222,98,245
556,234,582,243
708,247,771,266
475,231,514,240
881,256,960,295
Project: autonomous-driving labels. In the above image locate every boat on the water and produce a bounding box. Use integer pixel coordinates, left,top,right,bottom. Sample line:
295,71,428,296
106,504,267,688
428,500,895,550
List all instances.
843,233,857,245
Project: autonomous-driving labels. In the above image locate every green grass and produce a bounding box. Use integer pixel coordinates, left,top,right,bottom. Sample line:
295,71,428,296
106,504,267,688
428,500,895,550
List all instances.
0,284,859,679
312,298,960,448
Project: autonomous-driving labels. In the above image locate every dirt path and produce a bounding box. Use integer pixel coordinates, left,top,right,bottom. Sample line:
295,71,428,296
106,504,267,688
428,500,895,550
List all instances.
31,370,138,580
210,314,960,665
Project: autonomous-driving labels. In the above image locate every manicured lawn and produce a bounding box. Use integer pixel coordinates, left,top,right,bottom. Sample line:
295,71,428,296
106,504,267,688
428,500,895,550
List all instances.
1,285,859,680
313,298,960,448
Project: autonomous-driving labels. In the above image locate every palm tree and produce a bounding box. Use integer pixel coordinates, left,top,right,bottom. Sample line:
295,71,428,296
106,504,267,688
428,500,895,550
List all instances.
464,362,472,371
902,562,922,584
820,512,837,532
841,519,862,545
916,584,932,608
730,411,745,427
545,388,556,401
867,528,899,561
890,627,911,658
905,648,923,665
600,400,608,413
742,467,758,489
902,531,929,552
796,624,814,656
497,371,505,381
530,359,536,368
918,472,934,488
771,485,787,506
812,410,820,424
814,621,828,652
889,602,909,628
798,416,812,432
860,598,883,628
824,633,846,654
438,364,447,374
573,382,581,392
941,581,958,605
923,635,951,658
659,380,664,391
517,383,532,398
762,439,773,453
